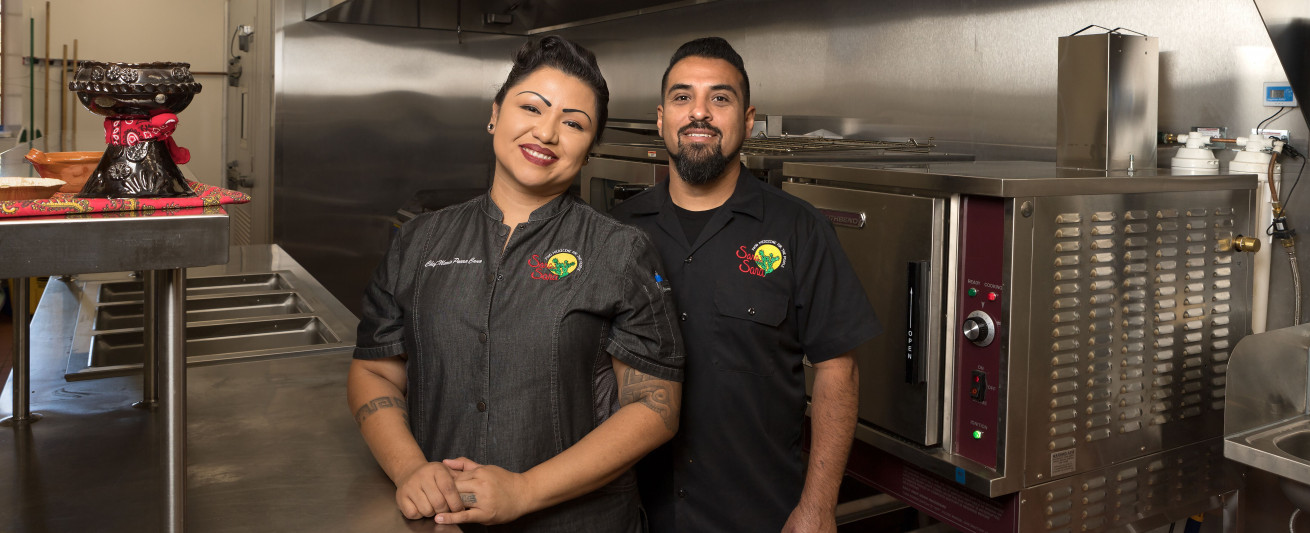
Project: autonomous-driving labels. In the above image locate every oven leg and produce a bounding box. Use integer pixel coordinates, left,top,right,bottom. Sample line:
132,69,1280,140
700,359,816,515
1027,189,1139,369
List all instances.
159,268,187,533
2,278,41,426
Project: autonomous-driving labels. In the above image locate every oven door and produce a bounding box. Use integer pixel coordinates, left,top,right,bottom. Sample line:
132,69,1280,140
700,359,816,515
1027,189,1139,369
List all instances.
580,157,668,212
783,183,948,446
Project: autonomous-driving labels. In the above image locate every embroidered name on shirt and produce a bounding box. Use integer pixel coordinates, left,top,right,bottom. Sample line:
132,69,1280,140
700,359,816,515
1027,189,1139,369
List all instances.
529,249,581,280
424,257,484,268
737,240,787,278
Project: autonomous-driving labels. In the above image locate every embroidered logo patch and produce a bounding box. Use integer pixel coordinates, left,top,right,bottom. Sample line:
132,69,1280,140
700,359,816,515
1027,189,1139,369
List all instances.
529,249,580,280
737,240,786,278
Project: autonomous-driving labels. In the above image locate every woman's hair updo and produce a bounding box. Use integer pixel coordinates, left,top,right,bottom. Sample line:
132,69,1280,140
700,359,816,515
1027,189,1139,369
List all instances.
494,36,610,148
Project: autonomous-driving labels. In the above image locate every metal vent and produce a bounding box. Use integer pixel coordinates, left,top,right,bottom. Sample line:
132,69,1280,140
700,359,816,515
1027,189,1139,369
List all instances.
1022,440,1237,531
1030,191,1247,483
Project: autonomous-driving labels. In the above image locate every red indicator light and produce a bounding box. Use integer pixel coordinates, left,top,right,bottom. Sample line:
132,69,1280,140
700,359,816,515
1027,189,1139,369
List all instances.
987,292,998,301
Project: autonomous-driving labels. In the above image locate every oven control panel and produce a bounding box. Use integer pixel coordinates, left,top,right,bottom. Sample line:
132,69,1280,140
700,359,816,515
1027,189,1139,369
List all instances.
954,196,1005,469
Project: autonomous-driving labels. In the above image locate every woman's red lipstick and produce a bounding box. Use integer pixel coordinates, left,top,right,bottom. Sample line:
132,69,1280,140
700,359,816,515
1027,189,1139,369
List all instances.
520,144,559,166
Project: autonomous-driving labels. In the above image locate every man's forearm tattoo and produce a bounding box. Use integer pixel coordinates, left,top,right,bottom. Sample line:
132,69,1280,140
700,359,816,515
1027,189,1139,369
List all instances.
354,396,408,426
619,368,679,432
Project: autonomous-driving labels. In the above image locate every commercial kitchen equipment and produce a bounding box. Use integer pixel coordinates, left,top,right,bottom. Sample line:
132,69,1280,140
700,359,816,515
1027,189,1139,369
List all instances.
1224,323,1310,515
783,160,1256,532
581,121,974,212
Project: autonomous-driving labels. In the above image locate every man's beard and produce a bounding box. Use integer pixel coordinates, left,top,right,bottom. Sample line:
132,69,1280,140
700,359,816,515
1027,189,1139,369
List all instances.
669,121,736,185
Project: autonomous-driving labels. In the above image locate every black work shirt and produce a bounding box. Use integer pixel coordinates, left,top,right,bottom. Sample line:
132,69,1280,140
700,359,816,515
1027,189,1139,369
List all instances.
355,193,684,533
612,165,881,533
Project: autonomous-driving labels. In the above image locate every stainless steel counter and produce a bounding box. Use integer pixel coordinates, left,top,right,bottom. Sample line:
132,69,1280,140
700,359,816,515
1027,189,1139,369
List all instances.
0,245,461,532
783,160,1258,197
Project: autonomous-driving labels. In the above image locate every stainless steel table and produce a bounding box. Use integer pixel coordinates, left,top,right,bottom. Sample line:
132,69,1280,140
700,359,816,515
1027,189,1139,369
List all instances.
0,206,228,532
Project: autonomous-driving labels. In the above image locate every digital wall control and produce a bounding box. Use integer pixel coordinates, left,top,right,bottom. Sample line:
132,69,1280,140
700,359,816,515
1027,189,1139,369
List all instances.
1264,82,1297,107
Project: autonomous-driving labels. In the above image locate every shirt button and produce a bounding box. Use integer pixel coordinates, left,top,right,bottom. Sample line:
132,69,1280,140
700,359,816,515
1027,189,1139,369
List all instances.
747,307,756,316
684,256,693,264
478,332,488,343
677,489,687,499
496,274,503,281
477,401,487,412
680,312,687,321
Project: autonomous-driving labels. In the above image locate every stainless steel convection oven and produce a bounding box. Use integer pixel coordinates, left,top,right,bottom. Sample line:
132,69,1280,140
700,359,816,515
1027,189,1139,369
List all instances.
783,160,1258,532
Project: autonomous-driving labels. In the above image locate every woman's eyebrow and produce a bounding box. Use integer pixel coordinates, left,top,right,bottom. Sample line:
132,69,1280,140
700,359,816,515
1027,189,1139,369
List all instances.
562,108,593,122
516,90,552,107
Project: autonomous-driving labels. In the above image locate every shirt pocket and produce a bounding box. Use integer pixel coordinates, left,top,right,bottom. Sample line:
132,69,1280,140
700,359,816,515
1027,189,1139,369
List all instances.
711,285,789,376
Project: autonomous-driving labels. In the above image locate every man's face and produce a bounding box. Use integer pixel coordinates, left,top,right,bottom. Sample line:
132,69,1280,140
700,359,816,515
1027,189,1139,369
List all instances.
657,56,756,185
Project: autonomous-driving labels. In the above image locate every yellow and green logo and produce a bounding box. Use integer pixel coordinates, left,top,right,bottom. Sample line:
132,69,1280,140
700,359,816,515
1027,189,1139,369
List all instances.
547,252,579,278
737,240,787,278
530,249,581,280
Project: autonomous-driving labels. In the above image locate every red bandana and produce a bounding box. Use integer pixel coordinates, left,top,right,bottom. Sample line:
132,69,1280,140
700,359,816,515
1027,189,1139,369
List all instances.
103,113,191,165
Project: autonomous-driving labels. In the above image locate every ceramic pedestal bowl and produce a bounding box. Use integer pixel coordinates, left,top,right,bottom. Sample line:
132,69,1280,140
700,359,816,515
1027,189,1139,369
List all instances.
69,61,202,198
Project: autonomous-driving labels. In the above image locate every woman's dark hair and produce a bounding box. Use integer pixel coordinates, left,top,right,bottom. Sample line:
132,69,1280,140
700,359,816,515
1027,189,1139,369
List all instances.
494,36,609,148
661,37,750,106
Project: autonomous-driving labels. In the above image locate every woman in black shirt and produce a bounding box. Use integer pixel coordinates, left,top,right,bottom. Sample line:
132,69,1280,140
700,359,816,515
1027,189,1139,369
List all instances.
348,36,684,532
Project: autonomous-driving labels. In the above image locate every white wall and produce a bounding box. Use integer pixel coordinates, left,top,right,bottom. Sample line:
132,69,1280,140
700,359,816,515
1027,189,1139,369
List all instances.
5,0,227,186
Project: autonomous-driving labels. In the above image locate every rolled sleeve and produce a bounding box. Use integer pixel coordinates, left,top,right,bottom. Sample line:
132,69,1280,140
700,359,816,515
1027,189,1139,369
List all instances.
796,209,883,363
354,228,409,360
606,232,686,382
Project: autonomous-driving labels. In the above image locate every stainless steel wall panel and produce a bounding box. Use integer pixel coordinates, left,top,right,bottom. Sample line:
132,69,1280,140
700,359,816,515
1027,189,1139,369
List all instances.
273,0,1307,321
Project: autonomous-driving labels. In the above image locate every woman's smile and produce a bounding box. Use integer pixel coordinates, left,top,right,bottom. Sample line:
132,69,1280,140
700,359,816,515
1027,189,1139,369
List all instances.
519,143,559,166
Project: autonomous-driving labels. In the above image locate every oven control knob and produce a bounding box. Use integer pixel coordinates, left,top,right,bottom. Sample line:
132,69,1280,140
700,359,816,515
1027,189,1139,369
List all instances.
962,311,996,347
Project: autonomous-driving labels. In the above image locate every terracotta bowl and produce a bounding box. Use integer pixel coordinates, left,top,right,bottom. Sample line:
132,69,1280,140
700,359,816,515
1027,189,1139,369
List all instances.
26,149,102,193
0,177,66,201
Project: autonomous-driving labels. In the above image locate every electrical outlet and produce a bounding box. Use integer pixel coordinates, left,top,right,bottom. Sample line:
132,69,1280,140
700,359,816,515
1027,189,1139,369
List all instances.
1264,82,1297,107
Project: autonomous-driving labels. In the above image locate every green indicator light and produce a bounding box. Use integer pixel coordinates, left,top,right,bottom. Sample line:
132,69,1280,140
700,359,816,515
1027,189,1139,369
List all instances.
972,430,983,440
967,288,978,297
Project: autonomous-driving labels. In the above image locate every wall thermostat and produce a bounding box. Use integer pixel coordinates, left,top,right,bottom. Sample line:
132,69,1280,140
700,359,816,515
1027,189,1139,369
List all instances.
1264,82,1297,107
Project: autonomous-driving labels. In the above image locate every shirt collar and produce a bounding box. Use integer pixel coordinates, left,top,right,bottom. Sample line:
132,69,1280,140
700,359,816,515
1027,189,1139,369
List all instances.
627,163,764,220
480,191,574,223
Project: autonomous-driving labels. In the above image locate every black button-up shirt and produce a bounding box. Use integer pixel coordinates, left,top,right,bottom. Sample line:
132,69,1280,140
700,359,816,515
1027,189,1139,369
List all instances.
355,193,684,532
612,166,881,533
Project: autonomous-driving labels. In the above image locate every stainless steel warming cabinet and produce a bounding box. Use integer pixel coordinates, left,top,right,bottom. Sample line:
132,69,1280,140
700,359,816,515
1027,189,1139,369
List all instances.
783,160,1257,532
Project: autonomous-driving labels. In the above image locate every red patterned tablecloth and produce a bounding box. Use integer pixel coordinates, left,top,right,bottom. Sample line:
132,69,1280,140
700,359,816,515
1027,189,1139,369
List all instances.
0,181,250,219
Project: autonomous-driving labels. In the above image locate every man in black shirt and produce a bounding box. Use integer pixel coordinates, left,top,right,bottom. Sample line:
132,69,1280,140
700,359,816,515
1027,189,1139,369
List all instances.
612,37,881,533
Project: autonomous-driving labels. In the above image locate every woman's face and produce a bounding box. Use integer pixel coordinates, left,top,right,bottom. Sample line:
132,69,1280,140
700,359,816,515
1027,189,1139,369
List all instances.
490,67,598,198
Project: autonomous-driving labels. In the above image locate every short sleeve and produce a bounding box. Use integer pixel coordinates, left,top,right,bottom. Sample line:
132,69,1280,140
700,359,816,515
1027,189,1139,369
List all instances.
606,231,686,382
353,227,410,360
794,209,883,363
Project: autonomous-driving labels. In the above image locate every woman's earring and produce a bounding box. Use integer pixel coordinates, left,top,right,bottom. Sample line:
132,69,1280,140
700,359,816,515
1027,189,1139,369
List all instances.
487,123,494,132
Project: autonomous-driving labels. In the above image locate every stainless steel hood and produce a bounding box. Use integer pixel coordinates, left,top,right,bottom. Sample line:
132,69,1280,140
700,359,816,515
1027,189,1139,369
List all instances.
1255,0,1310,129
309,0,718,34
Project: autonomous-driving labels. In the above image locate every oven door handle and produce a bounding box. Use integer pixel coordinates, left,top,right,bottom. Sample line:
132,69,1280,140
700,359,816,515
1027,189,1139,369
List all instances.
905,261,929,385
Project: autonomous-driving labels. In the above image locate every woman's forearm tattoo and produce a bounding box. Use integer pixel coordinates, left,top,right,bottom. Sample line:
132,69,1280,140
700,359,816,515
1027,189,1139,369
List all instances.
354,396,408,426
619,368,679,432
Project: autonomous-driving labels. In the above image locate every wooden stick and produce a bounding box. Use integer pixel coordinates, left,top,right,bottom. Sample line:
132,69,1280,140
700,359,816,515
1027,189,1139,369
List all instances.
59,43,66,151
42,1,49,148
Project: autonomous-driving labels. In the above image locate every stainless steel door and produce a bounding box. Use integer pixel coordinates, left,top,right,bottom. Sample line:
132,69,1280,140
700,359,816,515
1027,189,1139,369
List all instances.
783,182,947,446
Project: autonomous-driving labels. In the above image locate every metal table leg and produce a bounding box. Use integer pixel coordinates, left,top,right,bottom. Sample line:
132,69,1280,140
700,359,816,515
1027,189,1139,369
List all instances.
159,268,187,532
2,278,41,426
135,271,161,409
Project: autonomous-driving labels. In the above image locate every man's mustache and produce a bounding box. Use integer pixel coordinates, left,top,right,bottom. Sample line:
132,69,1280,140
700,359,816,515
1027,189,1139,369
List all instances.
678,120,722,137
